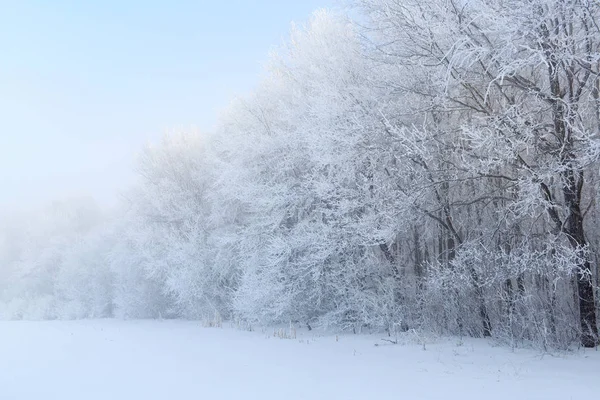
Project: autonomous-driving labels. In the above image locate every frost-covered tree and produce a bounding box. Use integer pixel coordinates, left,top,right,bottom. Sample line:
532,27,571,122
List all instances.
215,10,413,330
117,131,237,319
359,0,600,347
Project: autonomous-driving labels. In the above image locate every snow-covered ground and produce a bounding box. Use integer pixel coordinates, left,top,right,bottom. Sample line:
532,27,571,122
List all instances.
0,320,598,400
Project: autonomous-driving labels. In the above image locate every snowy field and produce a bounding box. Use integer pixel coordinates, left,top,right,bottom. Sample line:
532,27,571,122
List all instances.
0,320,598,400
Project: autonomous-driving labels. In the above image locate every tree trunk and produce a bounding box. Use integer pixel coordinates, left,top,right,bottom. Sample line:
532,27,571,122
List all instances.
576,259,598,348
563,168,599,348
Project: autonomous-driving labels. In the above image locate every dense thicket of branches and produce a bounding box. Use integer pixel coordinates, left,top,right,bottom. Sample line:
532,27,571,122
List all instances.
1,1,599,349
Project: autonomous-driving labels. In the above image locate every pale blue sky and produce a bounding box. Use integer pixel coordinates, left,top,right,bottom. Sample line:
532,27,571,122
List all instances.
0,0,336,210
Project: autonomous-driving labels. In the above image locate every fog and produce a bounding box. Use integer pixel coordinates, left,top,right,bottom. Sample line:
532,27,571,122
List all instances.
0,0,334,211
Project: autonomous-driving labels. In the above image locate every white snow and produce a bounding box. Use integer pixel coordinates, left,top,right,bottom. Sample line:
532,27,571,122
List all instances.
0,320,598,400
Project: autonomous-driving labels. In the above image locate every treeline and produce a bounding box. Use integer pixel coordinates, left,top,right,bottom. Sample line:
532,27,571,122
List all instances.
2,1,600,349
